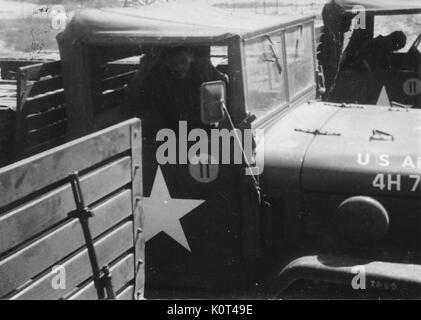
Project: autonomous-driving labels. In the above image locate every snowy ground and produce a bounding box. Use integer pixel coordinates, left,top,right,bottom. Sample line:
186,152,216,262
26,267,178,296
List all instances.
0,0,37,19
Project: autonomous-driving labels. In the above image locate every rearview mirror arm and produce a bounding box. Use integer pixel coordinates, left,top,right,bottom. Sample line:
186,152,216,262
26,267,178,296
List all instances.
220,102,258,186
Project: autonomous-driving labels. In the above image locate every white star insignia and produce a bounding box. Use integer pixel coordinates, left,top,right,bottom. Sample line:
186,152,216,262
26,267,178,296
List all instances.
143,166,205,251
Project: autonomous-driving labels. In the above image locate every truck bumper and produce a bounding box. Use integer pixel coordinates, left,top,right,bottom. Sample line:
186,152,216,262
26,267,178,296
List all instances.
255,254,421,298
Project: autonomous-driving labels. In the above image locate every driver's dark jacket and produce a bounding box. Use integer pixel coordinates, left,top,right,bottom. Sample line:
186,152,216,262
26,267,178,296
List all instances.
135,58,227,137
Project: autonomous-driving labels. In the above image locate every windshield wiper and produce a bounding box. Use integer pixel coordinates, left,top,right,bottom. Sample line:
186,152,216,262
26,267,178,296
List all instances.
323,102,364,109
294,128,341,136
265,35,283,74
369,129,395,142
389,101,412,112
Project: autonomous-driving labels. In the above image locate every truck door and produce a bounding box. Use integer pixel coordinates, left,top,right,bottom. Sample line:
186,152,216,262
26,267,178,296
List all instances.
140,47,260,293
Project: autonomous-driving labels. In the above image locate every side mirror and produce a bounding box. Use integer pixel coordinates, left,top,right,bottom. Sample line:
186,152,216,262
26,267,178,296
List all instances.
200,80,226,125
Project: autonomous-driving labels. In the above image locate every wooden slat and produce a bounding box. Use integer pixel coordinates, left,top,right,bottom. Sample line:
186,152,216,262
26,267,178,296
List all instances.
102,87,126,110
1,60,46,80
102,71,136,92
22,136,66,159
106,62,139,77
69,254,134,300
11,223,134,300
0,190,133,297
23,90,65,115
0,80,16,85
26,76,63,98
25,106,66,131
0,156,132,254
0,118,136,208
117,285,134,300
26,121,67,148
19,61,61,81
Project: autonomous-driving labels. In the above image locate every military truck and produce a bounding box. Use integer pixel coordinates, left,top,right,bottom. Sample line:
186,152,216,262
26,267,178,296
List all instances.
318,0,421,107
1,2,420,299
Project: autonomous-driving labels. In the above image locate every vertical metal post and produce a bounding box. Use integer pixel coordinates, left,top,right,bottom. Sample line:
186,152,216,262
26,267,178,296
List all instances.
69,172,105,300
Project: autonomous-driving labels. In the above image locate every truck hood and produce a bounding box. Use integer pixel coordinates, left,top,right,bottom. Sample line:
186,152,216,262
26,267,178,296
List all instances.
261,102,421,198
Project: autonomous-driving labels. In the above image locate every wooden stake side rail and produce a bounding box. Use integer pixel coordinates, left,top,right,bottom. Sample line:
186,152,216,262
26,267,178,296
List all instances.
16,61,66,159
0,118,143,300
13,60,138,161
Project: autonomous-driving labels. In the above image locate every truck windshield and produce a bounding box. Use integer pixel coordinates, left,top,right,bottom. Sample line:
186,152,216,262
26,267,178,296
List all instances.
244,33,287,119
285,24,315,99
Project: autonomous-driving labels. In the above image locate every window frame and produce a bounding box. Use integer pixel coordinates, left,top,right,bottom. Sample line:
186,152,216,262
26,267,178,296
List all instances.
284,22,317,102
373,12,421,53
243,20,317,127
243,30,289,123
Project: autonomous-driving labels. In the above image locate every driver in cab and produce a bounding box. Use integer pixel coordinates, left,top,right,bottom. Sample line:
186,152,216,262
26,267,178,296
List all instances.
128,46,228,138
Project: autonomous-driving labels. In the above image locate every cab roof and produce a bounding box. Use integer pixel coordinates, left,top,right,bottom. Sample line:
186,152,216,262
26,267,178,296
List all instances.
334,0,421,14
58,2,314,46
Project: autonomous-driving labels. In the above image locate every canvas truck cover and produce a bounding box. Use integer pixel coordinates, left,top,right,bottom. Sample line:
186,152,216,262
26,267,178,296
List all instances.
57,2,311,46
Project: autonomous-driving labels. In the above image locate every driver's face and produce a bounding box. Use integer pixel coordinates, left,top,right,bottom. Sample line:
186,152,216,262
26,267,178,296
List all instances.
166,51,193,80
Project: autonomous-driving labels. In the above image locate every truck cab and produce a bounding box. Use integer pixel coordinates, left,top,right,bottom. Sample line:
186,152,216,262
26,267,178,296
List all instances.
319,0,421,107
57,2,421,298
